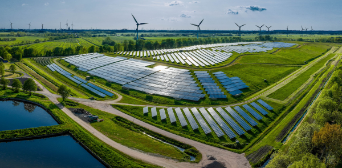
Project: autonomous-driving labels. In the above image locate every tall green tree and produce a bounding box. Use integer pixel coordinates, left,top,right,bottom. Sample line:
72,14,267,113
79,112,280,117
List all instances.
0,65,4,77
9,64,16,74
57,85,71,101
0,77,9,90
23,78,37,96
11,79,22,92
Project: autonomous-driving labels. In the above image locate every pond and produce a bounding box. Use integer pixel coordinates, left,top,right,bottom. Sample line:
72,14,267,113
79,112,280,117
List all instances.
0,135,106,168
0,100,58,131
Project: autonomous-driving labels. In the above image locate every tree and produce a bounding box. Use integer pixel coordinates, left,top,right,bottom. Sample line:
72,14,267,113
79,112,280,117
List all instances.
0,77,9,90
266,151,291,168
9,64,16,74
288,153,325,168
57,85,71,101
0,65,4,77
23,78,37,95
312,123,342,167
11,79,22,92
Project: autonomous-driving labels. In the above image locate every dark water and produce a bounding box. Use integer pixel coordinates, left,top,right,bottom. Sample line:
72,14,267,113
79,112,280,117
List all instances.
0,100,58,131
0,135,106,168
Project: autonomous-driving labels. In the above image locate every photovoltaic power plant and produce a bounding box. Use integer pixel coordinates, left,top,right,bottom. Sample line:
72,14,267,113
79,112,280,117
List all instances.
199,108,224,137
216,107,245,135
191,107,211,134
257,99,274,111
175,108,188,127
213,71,248,96
63,53,205,101
225,107,252,131
194,71,226,99
242,104,263,120
182,108,199,130
250,102,268,115
207,108,236,139
234,106,258,127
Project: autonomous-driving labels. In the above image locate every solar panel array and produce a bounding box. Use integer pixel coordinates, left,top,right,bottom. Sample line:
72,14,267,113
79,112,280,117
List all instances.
152,49,232,67
194,71,226,99
191,107,211,134
250,102,268,115
167,107,176,123
199,108,224,137
183,108,199,130
47,63,113,97
216,107,245,135
242,104,263,120
234,106,258,127
213,42,295,54
175,108,188,127
213,71,248,96
207,108,236,139
141,101,271,138
257,99,274,111
225,107,252,131
124,68,205,101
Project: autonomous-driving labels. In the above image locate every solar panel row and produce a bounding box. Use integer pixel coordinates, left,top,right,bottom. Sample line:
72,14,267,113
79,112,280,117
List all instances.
207,108,236,139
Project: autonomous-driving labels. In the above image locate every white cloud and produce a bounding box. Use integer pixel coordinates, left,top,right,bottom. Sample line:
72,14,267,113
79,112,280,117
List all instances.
180,14,191,18
189,1,199,4
44,2,49,6
165,1,183,6
180,10,196,18
61,1,65,4
22,3,28,6
161,17,180,22
226,5,267,15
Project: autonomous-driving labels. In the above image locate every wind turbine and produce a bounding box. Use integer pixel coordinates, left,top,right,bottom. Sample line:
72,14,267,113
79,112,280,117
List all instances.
132,14,148,50
42,24,44,30
191,19,204,39
266,25,272,32
301,26,305,31
235,23,245,33
28,22,31,30
256,24,264,32
65,20,69,29
287,26,289,37
71,22,74,30
311,26,313,31
9,20,13,30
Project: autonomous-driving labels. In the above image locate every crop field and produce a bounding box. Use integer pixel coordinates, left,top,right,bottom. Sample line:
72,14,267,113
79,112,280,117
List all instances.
0,36,47,46
25,38,93,53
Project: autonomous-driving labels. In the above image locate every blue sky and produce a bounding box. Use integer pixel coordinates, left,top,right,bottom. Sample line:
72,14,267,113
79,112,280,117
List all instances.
1,0,341,30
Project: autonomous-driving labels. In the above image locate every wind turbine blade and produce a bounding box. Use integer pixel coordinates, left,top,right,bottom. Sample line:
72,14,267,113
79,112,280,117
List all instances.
139,23,148,25
242,24,246,26
261,24,264,27
199,19,204,26
191,24,198,26
235,23,239,26
131,14,138,24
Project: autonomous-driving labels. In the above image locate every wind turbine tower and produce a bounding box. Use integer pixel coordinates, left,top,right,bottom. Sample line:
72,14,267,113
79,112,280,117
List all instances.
42,24,44,30
191,19,204,39
131,14,148,50
266,25,272,32
287,26,289,37
235,23,245,34
65,20,69,30
256,24,264,32
72,22,74,30
28,22,31,30
9,21,13,30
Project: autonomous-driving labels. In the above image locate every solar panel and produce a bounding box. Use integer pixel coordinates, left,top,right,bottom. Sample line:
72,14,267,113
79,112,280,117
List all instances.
234,106,258,127
190,108,211,134
199,108,224,137
160,109,166,120
175,108,188,127
257,99,273,111
167,107,176,123
242,104,263,120
216,107,245,135
207,108,236,139
151,107,157,118
225,107,251,131
143,107,149,114
183,108,198,130
250,102,268,115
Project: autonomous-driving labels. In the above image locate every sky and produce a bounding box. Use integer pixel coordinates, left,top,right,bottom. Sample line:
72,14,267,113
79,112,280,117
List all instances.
1,0,342,31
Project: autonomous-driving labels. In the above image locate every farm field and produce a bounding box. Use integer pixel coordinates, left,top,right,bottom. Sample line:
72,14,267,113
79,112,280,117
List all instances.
0,36,47,46
24,38,94,53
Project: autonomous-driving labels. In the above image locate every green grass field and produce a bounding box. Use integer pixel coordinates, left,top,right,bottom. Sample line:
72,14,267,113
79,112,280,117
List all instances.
268,53,336,100
0,36,47,46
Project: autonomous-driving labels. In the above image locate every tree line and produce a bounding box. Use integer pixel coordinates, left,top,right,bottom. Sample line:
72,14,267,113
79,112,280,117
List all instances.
266,63,342,168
